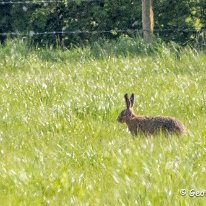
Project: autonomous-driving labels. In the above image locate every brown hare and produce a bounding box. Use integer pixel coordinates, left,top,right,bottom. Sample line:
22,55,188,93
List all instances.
117,93,185,136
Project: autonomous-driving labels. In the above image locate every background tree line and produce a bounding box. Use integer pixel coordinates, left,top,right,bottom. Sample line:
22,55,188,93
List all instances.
0,0,206,46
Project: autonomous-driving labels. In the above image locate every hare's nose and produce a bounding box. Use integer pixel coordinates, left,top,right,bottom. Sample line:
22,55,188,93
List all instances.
117,116,121,122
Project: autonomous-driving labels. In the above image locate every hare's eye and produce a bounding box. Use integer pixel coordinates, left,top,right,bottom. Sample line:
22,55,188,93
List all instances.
126,111,132,116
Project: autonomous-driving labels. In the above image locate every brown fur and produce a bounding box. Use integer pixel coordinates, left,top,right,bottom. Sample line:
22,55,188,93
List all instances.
117,94,185,136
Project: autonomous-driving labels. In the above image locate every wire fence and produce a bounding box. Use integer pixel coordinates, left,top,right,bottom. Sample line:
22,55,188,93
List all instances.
1,30,138,36
0,29,205,37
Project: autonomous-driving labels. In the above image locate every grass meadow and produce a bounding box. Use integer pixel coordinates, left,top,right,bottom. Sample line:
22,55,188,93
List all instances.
0,38,206,206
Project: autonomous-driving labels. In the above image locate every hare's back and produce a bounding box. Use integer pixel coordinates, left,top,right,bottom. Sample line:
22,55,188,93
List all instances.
137,116,185,135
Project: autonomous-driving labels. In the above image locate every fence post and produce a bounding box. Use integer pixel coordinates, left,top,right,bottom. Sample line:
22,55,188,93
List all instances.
142,0,154,42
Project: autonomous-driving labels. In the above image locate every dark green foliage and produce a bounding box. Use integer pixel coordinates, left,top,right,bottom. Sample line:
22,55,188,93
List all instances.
0,0,205,46
154,0,205,45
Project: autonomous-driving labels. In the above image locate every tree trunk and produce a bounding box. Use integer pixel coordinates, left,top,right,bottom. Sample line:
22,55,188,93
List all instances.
142,0,154,42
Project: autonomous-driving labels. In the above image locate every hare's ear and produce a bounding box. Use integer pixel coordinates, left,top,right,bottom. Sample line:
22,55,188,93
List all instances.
124,94,130,109
130,93,134,108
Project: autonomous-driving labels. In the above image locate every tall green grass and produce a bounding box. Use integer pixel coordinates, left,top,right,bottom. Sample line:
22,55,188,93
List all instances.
0,38,206,206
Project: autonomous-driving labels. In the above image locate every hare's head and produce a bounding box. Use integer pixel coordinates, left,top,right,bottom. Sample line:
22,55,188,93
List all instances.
117,93,136,123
